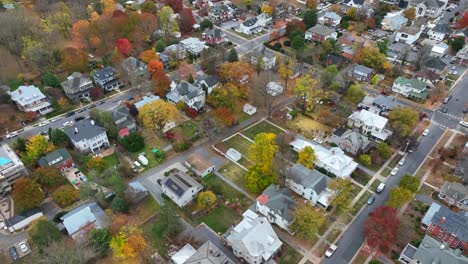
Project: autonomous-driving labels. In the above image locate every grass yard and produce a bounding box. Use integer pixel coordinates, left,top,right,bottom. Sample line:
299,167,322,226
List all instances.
425,162,456,187
351,191,372,216
370,179,382,192
351,169,372,186
103,152,119,168
195,204,242,234
218,161,247,189
202,174,251,208
179,121,198,139
326,228,342,243
430,130,453,157
278,244,303,264
222,134,253,157
131,195,160,224
417,184,435,196
388,154,403,168
381,167,392,177
141,218,168,257
243,120,284,139
287,115,333,137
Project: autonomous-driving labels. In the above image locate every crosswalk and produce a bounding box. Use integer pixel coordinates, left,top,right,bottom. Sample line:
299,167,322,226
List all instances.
431,121,450,130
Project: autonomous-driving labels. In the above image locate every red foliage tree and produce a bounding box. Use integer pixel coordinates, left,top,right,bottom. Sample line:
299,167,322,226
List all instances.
112,10,128,18
90,87,105,100
286,19,306,35
179,8,196,33
25,111,38,122
165,0,183,13
364,206,400,253
215,107,237,126
366,18,376,29
183,105,199,118
456,12,468,29
148,59,164,74
116,38,132,57
152,70,171,97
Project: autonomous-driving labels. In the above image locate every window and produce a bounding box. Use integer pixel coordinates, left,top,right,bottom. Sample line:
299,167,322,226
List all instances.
438,232,444,239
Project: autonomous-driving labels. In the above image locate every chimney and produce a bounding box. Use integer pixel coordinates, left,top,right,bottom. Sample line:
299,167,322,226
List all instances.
91,120,95,125
74,127,79,134
18,89,22,94
440,217,446,224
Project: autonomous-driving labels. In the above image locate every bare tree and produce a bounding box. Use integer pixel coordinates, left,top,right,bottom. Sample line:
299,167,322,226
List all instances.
414,45,431,71
428,84,447,105
201,118,216,143
254,71,280,118
398,46,410,75
275,131,295,158
27,239,96,264
0,9,35,55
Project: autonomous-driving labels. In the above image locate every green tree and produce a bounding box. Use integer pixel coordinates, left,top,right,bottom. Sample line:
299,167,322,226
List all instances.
291,35,305,50
345,84,365,104
346,7,358,20
449,37,465,52
376,142,392,160
89,228,112,257
321,65,339,88
120,133,145,152
377,38,390,56
388,107,418,138
158,203,183,238
329,178,354,213
303,10,318,29
200,19,213,30
297,146,316,169
12,177,45,212
43,71,60,87
111,195,129,213
155,40,166,52
52,185,79,207
228,48,239,62
49,128,69,146
290,205,325,241
388,187,412,208
89,109,118,139
249,133,278,174
158,6,180,39
140,0,158,15
245,165,275,193
28,218,62,249
33,166,66,189
359,154,371,166
197,191,217,207
370,75,379,85
399,174,420,193
47,2,72,37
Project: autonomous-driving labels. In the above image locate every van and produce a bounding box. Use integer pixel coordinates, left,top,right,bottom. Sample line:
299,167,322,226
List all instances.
376,183,386,193
138,155,149,166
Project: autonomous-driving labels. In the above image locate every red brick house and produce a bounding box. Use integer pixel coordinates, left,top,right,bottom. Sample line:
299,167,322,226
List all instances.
305,25,337,43
202,28,225,45
38,148,74,171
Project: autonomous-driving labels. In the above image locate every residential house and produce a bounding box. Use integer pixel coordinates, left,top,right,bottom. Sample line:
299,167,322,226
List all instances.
164,44,187,60
250,46,277,70
38,148,74,171
408,0,447,18
93,67,122,91
266,82,284,96
438,181,468,210
392,76,428,101
396,17,427,44
399,235,468,264
358,94,404,116
328,128,370,155
202,28,225,45
159,52,170,70
239,17,262,35
416,69,443,87
112,106,136,138
256,184,297,231
285,164,332,208
195,74,220,94
5,208,43,233
381,13,408,31
160,169,203,207
348,109,392,141
171,241,236,264
454,145,468,184
166,81,205,111
342,0,365,9
430,42,449,57
428,23,451,41
387,42,412,64
305,24,337,42
451,28,468,41
455,44,468,65
61,72,94,102
0,144,28,198
63,119,110,154
421,202,468,255
121,56,147,78
61,202,109,242
208,4,231,21
226,210,282,264
424,56,448,74
348,64,374,82
180,38,206,56
185,153,215,177
318,11,341,27
290,138,359,178
134,95,160,109
125,181,148,204
9,85,53,115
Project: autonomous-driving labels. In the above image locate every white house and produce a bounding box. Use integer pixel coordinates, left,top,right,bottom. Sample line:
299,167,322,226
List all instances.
290,138,358,178
185,153,215,177
195,74,220,94
392,76,429,101
342,0,365,9
226,210,282,264
9,85,53,115
396,18,427,45
239,13,272,35
408,0,447,18
166,81,206,111
160,169,203,207
63,119,110,154
256,184,297,231
179,37,206,56
285,164,332,208
250,46,277,70
381,13,408,31
348,110,392,141
430,42,449,57
428,23,451,41
318,11,341,27
0,144,28,198
266,82,284,96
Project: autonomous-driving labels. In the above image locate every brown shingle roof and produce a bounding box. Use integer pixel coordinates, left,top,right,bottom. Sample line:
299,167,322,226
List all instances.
187,153,213,173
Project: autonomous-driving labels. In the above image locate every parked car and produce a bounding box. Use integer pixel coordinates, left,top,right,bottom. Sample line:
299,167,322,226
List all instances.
63,121,74,127
460,121,468,128
97,101,106,105
19,242,28,253
422,129,429,136
74,116,85,122
6,131,19,139
391,167,399,176
441,107,448,113
9,246,18,261
64,111,75,117
398,157,406,166
376,183,386,193
325,244,337,257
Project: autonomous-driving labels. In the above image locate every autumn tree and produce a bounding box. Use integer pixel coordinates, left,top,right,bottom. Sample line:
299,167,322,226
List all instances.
364,206,400,253
165,0,183,13
321,65,339,88
245,164,275,193
403,7,416,20
345,84,366,104
12,177,45,212
152,69,171,96
197,191,217,207
428,84,447,105
306,0,317,10
29,238,95,264
52,185,79,207
278,57,295,90
110,226,148,261
286,19,306,37
158,6,180,39
22,135,54,166
33,167,66,189
89,109,118,139
359,154,372,166
179,8,196,33
140,0,158,15
215,107,237,126
329,178,354,213
158,203,183,238
298,146,316,169
249,133,278,174
148,59,164,74
294,74,327,113
139,49,159,64
61,47,88,73
388,107,418,138
290,204,325,241
366,17,377,29
28,217,62,249
111,195,129,213
178,61,195,80
87,156,107,173
139,99,178,132
353,46,390,73
455,12,468,29
89,228,112,257
399,174,420,193
376,142,392,160
219,62,255,88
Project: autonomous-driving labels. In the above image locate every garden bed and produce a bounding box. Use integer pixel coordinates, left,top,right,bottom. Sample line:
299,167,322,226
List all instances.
220,134,253,157
351,191,372,216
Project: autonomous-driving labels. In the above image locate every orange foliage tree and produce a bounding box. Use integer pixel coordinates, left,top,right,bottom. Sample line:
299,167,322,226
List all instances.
215,107,237,126
71,20,90,48
148,59,164,74
152,70,171,97
139,50,159,64
177,61,194,80
219,62,254,88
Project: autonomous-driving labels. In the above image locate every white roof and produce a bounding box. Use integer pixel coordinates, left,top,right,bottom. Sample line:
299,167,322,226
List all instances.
226,148,242,161
9,85,46,106
171,244,197,264
349,110,388,130
266,82,284,96
432,42,449,54
135,95,160,109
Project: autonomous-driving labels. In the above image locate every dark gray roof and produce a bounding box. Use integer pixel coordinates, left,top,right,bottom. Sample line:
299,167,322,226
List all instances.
307,24,336,36
162,171,202,198
412,235,468,264
432,23,450,34
422,203,468,241
197,74,220,87
344,0,365,5
112,106,135,130
333,127,348,137
287,164,329,194
176,81,202,100
6,208,42,227
425,57,447,71
63,119,107,142
439,181,468,205
411,0,446,8
38,148,72,167
353,64,373,74
259,184,297,222
204,28,223,38
93,67,117,80
372,95,404,110
122,56,147,72
61,72,93,96
243,17,257,27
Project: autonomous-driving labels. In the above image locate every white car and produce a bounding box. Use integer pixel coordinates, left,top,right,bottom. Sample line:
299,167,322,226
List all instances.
19,242,28,253
422,129,429,136
63,121,74,127
460,121,468,128
38,121,48,127
391,167,399,176
398,157,406,166
325,244,337,257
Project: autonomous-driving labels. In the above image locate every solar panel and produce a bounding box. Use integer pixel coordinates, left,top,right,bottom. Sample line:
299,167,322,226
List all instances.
165,178,184,197
174,173,192,188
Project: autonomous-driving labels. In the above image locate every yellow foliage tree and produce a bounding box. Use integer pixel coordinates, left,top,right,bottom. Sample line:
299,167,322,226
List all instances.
197,191,217,207
403,7,416,20
23,135,55,166
87,156,107,172
58,97,70,109
139,100,178,132
294,74,328,113
298,146,316,169
110,226,148,261
261,5,273,14
249,133,278,174
139,49,159,64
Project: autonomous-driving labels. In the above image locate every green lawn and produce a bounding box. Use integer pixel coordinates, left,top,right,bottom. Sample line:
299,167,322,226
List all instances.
142,219,168,257
202,174,250,206
103,152,119,168
381,167,392,177
222,134,253,157
132,195,160,223
179,121,198,139
278,244,303,264
351,191,372,216
370,179,383,192
243,121,284,140
388,154,403,168
326,228,342,243
351,169,372,186
218,162,247,189
195,205,242,233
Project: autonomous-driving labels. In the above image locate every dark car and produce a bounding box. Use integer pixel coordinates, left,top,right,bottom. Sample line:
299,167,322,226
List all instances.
20,120,28,126
74,116,85,122
9,246,18,261
64,111,75,117
77,108,86,113
367,195,376,205
97,101,106,105
441,107,448,113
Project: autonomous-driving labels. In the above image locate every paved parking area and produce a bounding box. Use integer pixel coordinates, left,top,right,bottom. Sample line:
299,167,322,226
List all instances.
63,168,87,189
